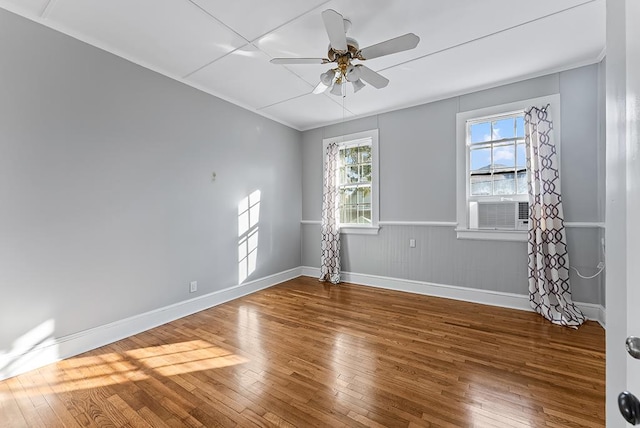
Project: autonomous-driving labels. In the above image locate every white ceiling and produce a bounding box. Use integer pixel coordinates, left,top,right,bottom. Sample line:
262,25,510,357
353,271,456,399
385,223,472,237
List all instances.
0,0,605,131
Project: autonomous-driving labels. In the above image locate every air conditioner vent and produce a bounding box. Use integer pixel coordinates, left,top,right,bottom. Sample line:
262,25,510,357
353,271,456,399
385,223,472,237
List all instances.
478,202,516,229
473,201,529,230
518,201,529,220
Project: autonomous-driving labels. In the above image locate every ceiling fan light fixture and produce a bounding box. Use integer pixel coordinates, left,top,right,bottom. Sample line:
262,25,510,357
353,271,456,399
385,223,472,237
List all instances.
345,65,361,82
330,82,344,96
320,69,336,86
352,79,366,93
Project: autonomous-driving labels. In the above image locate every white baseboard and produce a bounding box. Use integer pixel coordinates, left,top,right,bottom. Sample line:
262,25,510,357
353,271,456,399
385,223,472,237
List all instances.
301,266,606,328
0,267,302,382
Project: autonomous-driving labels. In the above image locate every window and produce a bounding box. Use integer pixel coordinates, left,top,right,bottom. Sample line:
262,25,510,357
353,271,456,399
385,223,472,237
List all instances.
456,94,560,241
323,129,379,234
338,143,372,224
468,113,526,197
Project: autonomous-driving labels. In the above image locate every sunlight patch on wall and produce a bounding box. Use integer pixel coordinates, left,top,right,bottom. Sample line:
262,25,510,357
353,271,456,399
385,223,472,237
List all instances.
238,190,261,284
0,319,57,381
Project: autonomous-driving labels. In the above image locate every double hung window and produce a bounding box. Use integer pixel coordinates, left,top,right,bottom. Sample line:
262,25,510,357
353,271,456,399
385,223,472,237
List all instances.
468,113,526,197
323,129,379,234
455,94,560,241
338,142,372,225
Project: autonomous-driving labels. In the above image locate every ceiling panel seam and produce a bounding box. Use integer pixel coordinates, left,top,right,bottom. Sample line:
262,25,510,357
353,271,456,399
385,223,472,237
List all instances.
246,0,332,44
182,42,253,79
182,0,332,79
39,0,55,18
376,0,600,75
256,91,355,116
180,0,254,78
186,0,249,42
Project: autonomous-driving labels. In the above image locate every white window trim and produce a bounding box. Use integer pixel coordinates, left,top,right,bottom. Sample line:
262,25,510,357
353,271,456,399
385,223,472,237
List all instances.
455,94,561,241
323,129,380,235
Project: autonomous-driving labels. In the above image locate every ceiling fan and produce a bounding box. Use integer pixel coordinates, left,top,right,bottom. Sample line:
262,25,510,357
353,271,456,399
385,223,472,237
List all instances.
270,9,420,96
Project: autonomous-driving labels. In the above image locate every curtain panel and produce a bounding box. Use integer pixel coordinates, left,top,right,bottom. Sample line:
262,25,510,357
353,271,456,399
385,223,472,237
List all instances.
320,142,341,284
525,105,585,328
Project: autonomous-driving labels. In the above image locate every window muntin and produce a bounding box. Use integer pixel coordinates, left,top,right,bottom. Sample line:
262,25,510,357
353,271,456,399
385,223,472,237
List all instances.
468,113,526,198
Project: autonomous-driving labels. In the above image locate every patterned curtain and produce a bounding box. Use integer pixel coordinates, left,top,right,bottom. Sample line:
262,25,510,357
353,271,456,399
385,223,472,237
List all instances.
525,105,585,328
320,142,341,284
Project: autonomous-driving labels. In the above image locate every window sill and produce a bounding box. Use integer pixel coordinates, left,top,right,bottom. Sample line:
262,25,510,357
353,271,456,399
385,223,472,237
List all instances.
455,228,527,242
340,226,380,235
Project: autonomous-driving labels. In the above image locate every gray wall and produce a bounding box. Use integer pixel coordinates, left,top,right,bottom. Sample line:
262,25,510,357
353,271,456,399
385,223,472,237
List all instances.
302,64,605,305
0,9,301,351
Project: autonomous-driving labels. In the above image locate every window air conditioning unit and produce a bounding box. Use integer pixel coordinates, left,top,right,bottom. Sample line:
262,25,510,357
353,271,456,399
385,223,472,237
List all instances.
470,201,529,230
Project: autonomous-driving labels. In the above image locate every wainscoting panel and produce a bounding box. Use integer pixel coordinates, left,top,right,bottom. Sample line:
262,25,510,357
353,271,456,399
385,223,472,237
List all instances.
302,223,603,305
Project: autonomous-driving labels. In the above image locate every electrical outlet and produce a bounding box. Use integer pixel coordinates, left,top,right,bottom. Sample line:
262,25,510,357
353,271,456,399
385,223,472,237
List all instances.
189,281,197,293
409,239,416,248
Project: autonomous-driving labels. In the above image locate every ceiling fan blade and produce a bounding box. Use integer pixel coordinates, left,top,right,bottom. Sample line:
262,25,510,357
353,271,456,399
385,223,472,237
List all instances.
270,58,329,65
312,81,329,94
322,9,348,52
357,65,389,89
358,33,420,60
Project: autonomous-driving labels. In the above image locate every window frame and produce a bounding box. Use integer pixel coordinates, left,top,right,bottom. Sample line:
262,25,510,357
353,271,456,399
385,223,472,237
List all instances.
455,94,561,241
323,129,380,235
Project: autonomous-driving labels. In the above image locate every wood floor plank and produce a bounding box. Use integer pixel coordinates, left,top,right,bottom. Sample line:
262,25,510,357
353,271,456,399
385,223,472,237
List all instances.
0,276,605,427
2,378,41,428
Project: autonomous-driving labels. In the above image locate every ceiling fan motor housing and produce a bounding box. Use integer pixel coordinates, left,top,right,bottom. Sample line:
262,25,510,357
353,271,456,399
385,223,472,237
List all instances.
327,37,360,61
328,37,361,83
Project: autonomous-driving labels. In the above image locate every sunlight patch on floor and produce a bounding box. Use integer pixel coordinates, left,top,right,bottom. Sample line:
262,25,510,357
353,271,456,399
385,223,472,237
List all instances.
9,340,248,397
126,339,249,376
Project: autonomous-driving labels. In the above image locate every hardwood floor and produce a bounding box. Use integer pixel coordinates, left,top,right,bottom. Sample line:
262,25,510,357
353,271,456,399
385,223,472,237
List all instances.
1,276,605,427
